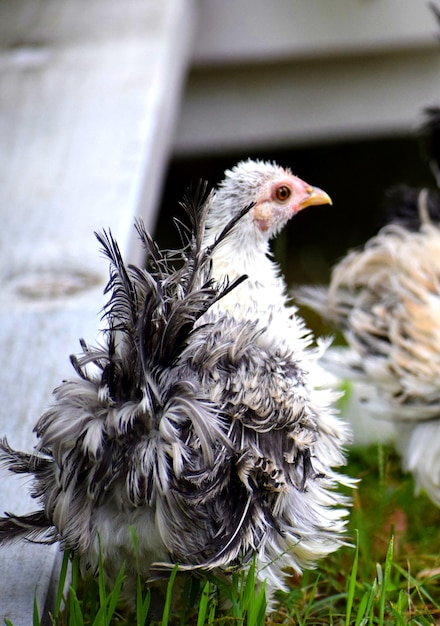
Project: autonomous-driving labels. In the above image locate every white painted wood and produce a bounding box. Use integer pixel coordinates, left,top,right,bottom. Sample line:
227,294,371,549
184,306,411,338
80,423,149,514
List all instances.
174,0,440,155
192,0,439,65
175,48,440,155
0,0,196,623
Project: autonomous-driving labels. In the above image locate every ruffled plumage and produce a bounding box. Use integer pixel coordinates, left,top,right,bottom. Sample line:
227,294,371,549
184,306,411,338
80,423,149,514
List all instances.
0,161,353,610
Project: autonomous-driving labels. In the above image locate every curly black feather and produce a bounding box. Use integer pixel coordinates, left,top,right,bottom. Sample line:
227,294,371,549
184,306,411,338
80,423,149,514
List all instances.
382,184,440,231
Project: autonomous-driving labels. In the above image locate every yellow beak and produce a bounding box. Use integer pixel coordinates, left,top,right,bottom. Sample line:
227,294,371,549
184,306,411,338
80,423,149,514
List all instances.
298,185,333,212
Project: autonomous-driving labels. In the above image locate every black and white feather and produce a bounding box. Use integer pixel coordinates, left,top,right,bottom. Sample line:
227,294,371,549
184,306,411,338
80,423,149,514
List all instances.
0,160,353,609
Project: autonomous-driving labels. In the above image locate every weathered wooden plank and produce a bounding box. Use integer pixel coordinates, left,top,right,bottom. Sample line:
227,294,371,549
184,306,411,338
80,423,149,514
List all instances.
0,0,196,623
175,0,440,155
192,0,439,66
175,48,440,155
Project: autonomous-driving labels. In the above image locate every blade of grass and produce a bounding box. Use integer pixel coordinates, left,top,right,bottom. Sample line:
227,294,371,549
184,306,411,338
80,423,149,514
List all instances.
354,590,369,626
346,528,359,626
136,579,150,626
390,589,410,626
70,554,80,597
161,564,179,626
246,581,266,626
378,536,394,626
355,578,377,626
54,550,71,619
208,599,217,625
68,587,85,626
301,575,321,624
100,561,125,624
230,571,241,617
128,526,151,626
242,561,256,610
196,580,210,626
33,593,40,626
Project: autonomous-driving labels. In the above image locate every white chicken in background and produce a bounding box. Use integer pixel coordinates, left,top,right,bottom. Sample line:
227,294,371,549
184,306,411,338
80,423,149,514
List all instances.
297,109,440,506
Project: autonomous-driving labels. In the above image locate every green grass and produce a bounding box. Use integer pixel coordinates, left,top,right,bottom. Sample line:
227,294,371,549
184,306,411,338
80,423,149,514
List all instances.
12,445,440,626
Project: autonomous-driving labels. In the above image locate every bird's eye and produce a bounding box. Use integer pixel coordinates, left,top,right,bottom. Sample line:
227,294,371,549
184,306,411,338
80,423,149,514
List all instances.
275,185,292,202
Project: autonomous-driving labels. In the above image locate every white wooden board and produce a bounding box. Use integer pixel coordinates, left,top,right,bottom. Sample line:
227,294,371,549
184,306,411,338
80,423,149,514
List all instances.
192,0,439,65
175,49,440,154
0,0,196,623
175,0,440,155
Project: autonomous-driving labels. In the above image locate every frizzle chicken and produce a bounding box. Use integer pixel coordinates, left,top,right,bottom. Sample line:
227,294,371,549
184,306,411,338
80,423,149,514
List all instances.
297,109,440,506
0,160,353,610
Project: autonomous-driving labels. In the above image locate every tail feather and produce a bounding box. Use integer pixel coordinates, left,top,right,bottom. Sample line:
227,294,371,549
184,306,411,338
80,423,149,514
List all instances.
0,437,51,475
0,437,55,545
382,185,440,231
0,511,55,545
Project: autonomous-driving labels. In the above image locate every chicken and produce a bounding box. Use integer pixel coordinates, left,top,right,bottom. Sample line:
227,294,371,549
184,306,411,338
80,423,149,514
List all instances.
0,160,353,611
296,109,440,506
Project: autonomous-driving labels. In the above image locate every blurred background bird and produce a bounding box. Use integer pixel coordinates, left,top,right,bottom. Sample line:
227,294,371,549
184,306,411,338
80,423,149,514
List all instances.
0,160,353,612
296,108,440,507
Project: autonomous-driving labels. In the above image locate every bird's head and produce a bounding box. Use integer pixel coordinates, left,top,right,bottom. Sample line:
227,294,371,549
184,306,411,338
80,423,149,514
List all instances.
206,159,332,243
